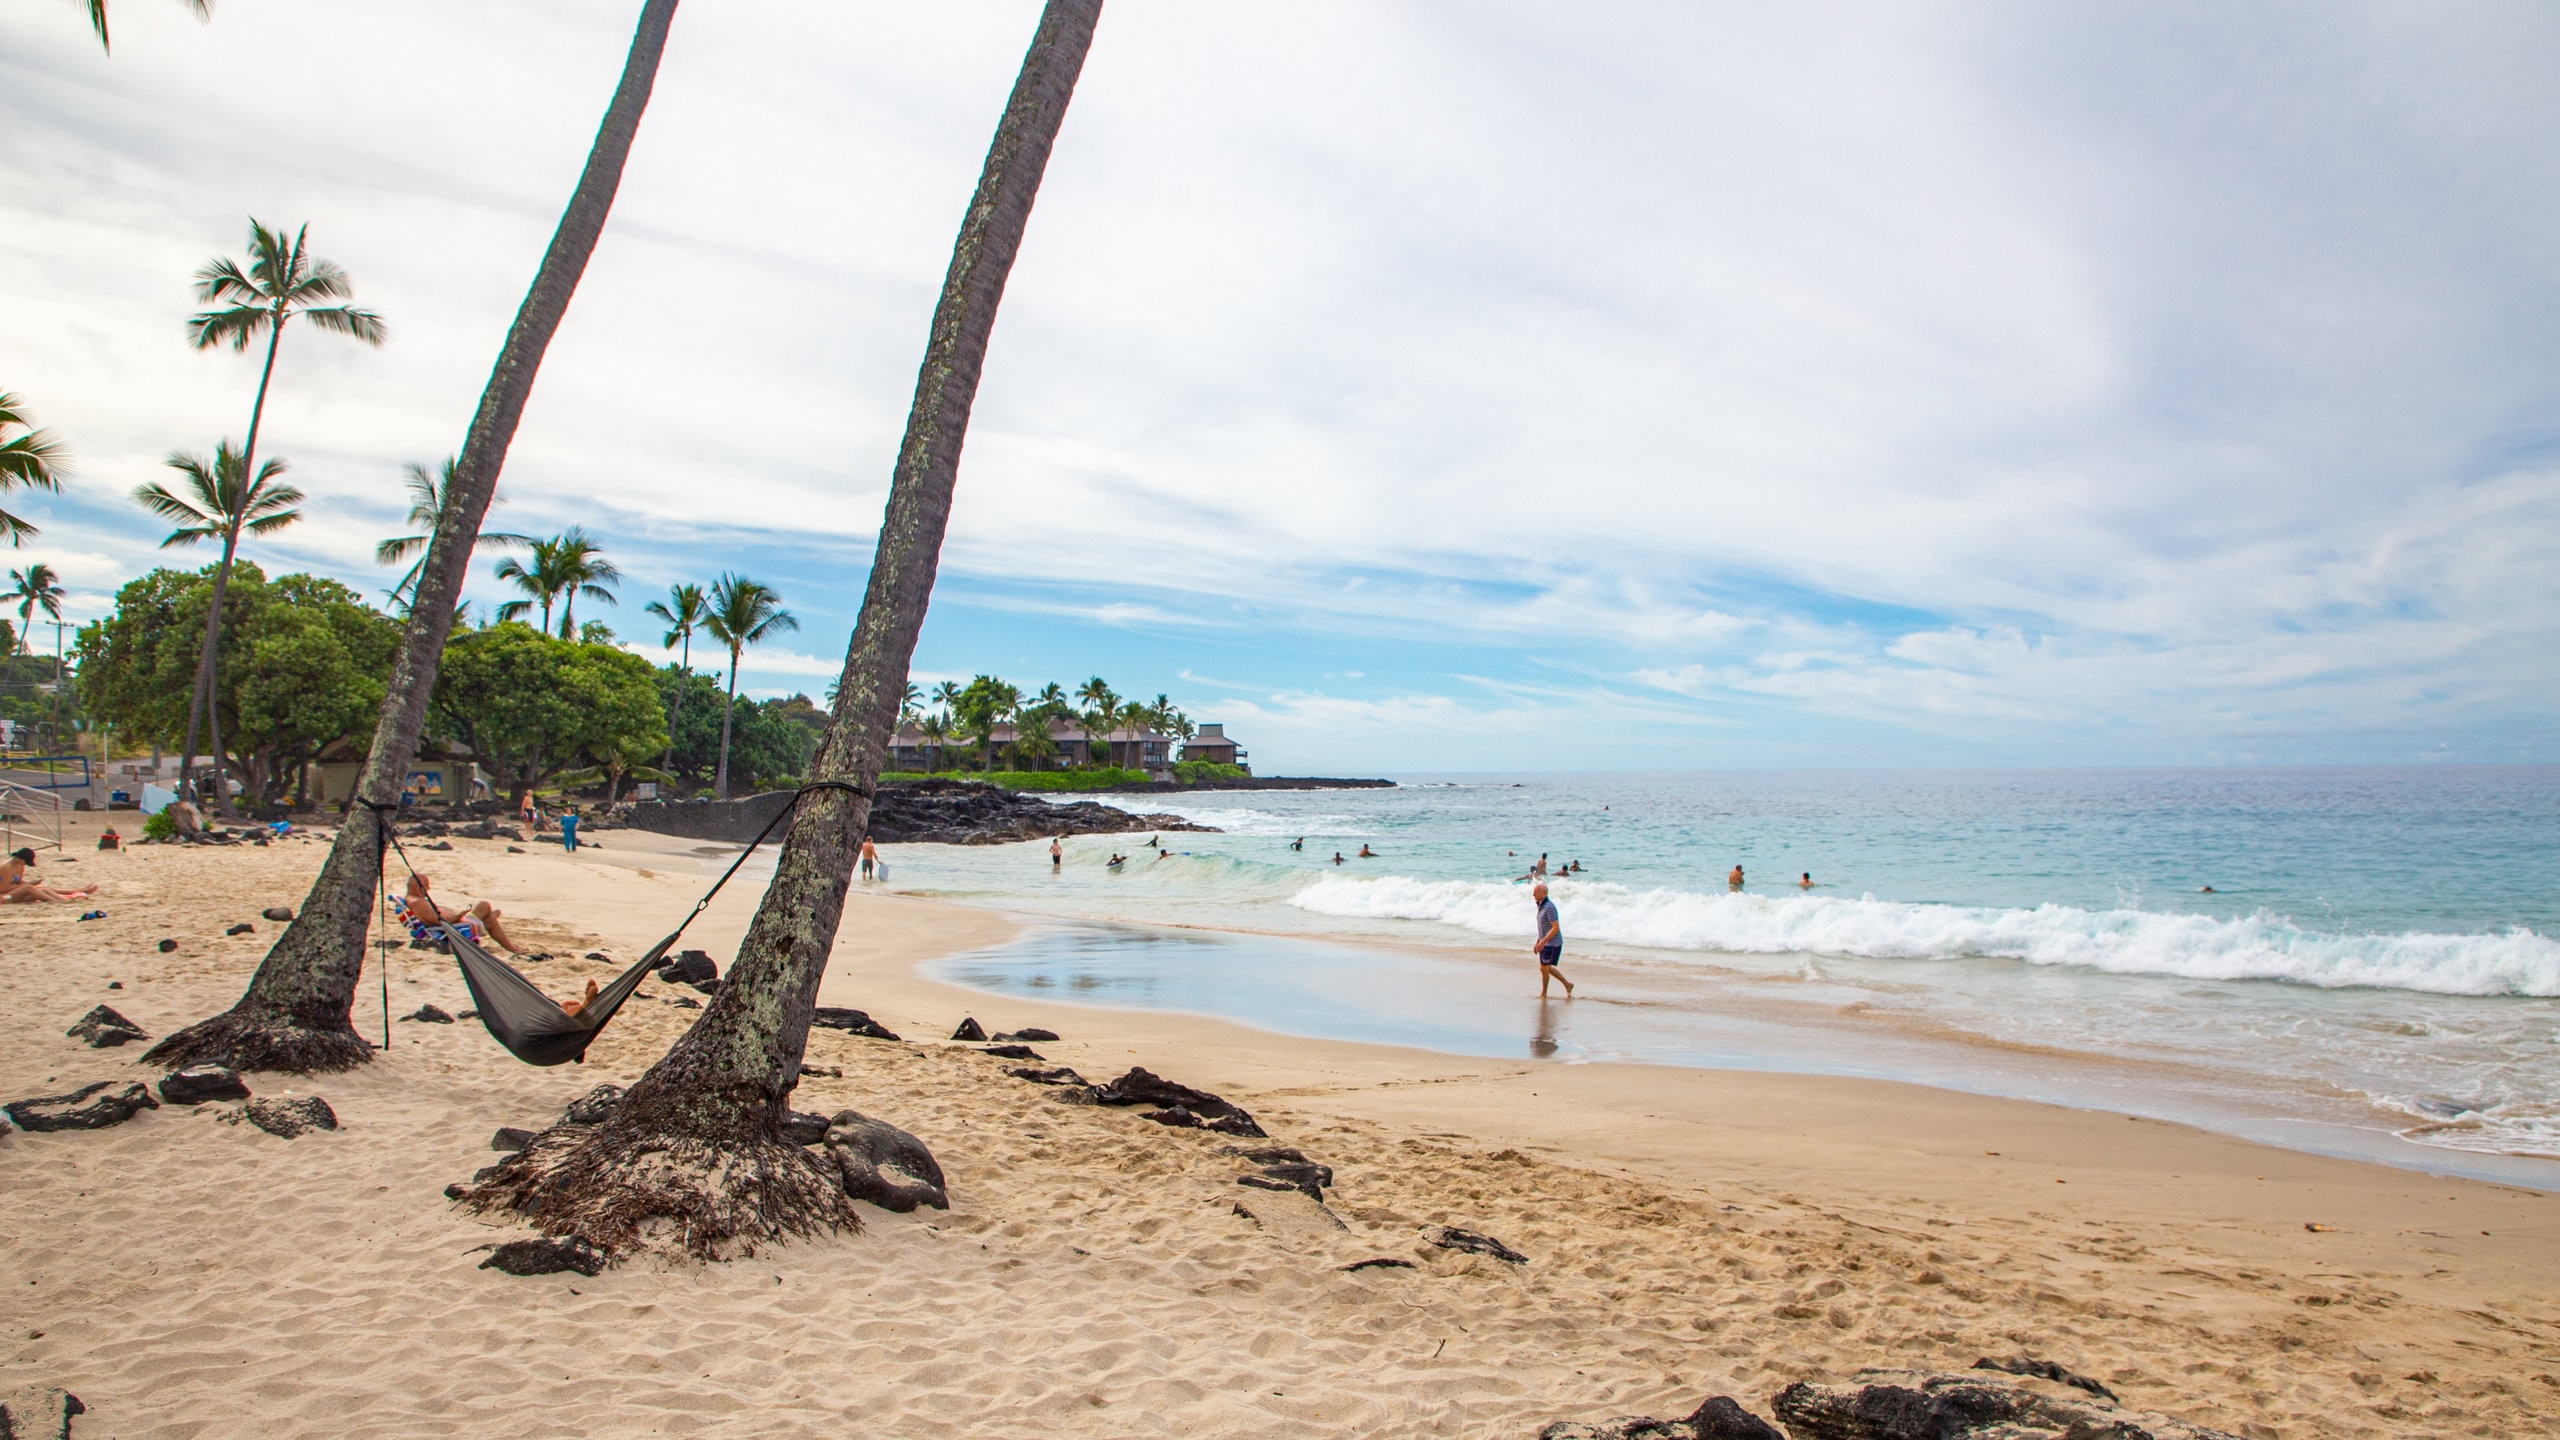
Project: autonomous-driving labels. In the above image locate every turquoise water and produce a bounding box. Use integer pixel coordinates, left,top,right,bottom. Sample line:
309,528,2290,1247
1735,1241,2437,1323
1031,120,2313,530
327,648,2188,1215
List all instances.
874,768,2560,1181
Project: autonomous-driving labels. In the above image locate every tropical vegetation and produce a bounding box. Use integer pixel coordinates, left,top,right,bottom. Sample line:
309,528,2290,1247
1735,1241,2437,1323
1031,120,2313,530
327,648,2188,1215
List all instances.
702,572,796,797
376,457,531,610
0,392,69,543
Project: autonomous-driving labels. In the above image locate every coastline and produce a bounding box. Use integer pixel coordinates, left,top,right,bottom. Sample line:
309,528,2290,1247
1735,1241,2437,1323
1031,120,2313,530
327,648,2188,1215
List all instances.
6,823,2553,1437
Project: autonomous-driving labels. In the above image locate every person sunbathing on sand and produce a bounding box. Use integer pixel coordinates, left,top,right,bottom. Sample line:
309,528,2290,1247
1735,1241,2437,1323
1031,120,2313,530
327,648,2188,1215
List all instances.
403,872,524,953
0,847,95,903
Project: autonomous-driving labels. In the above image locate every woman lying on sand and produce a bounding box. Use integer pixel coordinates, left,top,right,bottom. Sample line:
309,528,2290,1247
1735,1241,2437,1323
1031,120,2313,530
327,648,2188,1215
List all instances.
401,872,525,953
0,847,95,904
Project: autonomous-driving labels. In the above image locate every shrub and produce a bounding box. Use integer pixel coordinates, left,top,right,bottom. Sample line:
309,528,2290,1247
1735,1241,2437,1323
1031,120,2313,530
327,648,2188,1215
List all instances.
141,808,178,842
1171,761,1248,784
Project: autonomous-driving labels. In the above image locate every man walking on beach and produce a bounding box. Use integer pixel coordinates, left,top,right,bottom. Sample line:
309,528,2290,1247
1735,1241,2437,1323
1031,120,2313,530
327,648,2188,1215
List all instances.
1532,882,1573,998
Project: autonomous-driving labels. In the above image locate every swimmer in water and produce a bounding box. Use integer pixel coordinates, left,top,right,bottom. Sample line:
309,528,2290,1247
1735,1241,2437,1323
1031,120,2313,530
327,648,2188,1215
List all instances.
1728,864,1745,890
1333,851,1346,866
1050,838,1062,868
1799,872,1813,889
1358,844,1377,858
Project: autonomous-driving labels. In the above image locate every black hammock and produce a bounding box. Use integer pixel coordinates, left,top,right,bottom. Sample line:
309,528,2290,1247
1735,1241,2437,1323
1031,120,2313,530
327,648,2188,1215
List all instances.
366,781,863,1067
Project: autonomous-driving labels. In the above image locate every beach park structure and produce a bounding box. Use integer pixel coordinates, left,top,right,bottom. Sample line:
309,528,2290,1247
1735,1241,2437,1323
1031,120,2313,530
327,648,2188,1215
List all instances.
888,719,1245,777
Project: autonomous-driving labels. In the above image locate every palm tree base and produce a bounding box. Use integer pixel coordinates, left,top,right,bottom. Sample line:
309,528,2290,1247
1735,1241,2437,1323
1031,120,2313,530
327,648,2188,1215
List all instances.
461,1084,858,1261
142,1006,374,1074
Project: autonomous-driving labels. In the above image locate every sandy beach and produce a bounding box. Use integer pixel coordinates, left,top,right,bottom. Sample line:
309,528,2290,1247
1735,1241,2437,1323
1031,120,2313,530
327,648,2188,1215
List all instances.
4,822,2555,1438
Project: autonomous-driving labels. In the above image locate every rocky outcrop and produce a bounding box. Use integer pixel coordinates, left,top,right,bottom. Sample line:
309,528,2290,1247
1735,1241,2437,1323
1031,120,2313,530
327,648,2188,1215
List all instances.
561,1084,623,1126
490,1126,536,1152
868,780,1212,845
951,1016,988,1042
244,1095,337,1138
780,1110,832,1146
5,1081,159,1132
157,1065,249,1106
808,1007,900,1041
1539,1395,1783,1440
65,1005,147,1048
1421,1223,1525,1264
655,950,717,986
992,1027,1059,1042
1094,1067,1264,1136
1770,1370,2238,1440
824,1110,948,1213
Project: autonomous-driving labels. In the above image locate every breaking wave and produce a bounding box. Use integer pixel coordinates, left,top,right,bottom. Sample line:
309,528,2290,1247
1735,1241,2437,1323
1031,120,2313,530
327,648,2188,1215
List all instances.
1287,875,2560,997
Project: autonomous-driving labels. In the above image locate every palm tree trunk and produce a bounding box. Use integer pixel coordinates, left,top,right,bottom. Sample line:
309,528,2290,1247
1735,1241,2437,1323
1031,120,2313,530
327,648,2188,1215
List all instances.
715,650,739,798
178,528,241,814
468,0,1102,1257
147,0,684,1075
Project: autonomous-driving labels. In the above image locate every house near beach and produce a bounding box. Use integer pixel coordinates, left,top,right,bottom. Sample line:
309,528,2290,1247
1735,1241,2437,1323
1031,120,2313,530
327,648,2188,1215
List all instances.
1179,723,1245,767
886,718,1243,777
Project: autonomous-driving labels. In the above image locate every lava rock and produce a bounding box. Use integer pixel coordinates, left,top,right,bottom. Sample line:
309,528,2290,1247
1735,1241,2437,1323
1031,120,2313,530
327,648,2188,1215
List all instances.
824,1109,948,1213
1972,1355,2118,1403
157,1064,249,1105
444,1182,471,1201
855,778,1214,846
1539,1395,1785,1440
990,1027,1060,1043
261,906,294,922
224,922,255,936
65,1005,148,1048
402,1004,455,1024
652,949,717,985
424,840,453,851
780,1110,831,1146
490,1126,536,1152
1339,1257,1416,1272
560,1084,623,1126
1255,1159,1333,1193
978,1043,1043,1060
479,1236,607,1278
157,938,178,952
1771,1370,2241,1440
1238,1172,1325,1201
506,845,526,853
1421,1223,1526,1265
950,1017,987,1042
4,1081,160,1132
808,1007,900,1040
0,1386,87,1440
1007,1066,1088,1087
1094,1066,1264,1136
244,1095,337,1139
664,996,700,1009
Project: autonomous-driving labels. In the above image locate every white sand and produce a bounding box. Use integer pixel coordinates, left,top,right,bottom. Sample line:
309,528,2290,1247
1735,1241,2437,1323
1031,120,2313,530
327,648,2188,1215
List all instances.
2,821,2555,1437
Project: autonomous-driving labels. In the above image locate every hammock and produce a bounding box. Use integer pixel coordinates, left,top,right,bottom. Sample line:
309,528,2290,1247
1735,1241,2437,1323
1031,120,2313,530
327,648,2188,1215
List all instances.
364,780,864,1067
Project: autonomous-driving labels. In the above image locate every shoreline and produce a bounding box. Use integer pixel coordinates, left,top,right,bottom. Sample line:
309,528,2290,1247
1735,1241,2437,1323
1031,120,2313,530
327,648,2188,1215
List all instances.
7,822,2555,1437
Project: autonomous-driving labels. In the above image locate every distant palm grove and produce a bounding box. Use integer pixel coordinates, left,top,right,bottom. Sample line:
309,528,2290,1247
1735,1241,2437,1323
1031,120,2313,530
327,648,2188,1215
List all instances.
885,675,1243,782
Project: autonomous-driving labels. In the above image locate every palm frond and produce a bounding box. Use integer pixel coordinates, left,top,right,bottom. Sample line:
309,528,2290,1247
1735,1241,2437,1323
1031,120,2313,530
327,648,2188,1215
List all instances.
186,305,269,352
241,509,302,536
191,254,260,307
494,600,532,624
131,478,216,527
477,530,535,550
299,304,386,345
0,510,37,546
377,534,427,566
399,460,445,527
291,257,356,303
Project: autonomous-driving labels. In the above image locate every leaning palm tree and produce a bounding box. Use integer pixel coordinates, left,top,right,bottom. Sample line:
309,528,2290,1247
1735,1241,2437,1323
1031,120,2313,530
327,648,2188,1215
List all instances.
133,442,303,807
703,573,796,797
81,0,209,51
8,564,63,658
467,0,1102,1256
146,0,684,1077
182,219,383,801
0,393,70,544
643,581,707,769
376,457,532,609
493,528,620,638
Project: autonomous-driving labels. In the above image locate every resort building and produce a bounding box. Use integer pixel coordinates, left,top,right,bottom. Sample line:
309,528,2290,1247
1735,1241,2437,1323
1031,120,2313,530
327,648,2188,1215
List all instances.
887,718,1178,775
1179,723,1247,768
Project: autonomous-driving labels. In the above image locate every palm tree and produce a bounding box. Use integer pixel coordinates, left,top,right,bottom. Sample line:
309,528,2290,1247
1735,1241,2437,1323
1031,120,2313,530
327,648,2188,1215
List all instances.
643,581,707,770
0,393,70,544
81,0,209,51
917,710,950,774
147,0,684,1077
376,457,532,610
133,442,303,809
703,573,796,798
182,219,382,801
493,528,620,638
465,0,1101,1256
7,564,62,656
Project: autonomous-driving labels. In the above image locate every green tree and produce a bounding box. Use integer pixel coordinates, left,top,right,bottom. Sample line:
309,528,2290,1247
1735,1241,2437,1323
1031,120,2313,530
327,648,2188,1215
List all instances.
656,670,813,792
643,580,707,769
952,673,1020,770
429,623,666,806
376,457,532,610
133,441,303,811
0,392,70,544
704,573,796,797
148,0,685,1077
494,527,620,638
8,564,62,657
917,709,949,773
81,0,209,52
77,566,396,807
470,0,1100,1254
1075,675,1116,767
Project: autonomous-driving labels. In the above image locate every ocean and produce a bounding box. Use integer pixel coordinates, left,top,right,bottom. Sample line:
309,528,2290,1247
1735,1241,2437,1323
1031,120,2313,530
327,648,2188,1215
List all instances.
866,767,2560,1186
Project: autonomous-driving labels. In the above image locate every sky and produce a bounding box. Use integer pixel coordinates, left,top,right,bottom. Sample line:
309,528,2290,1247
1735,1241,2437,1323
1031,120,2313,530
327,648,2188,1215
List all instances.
3,0,2557,773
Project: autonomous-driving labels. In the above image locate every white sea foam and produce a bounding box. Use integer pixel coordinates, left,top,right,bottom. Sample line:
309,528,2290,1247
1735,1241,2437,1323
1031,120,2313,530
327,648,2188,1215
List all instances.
1287,875,2560,997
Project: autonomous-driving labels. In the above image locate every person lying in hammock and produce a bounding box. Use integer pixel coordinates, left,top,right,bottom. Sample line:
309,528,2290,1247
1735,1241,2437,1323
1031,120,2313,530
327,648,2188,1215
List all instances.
560,978,601,1017
402,872,526,954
